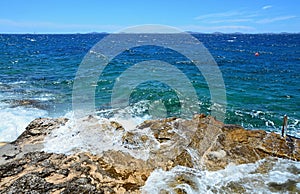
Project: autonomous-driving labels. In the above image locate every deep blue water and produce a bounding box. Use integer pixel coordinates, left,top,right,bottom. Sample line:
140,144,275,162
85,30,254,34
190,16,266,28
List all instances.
0,33,299,141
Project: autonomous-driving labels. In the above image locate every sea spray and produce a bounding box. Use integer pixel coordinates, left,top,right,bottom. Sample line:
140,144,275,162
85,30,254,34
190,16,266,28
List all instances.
0,102,47,142
41,112,300,193
142,158,300,194
43,114,160,160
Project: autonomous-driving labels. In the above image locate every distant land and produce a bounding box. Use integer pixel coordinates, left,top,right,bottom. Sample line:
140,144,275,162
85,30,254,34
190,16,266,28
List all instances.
0,31,299,35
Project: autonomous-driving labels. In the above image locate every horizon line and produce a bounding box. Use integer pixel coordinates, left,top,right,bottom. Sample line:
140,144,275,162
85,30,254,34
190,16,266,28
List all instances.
0,31,299,35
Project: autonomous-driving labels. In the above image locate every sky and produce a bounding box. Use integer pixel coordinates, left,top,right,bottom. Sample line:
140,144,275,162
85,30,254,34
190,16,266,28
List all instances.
0,0,299,33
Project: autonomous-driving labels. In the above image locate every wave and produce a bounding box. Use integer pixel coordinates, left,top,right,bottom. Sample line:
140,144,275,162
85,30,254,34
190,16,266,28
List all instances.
142,158,300,193
230,109,300,138
0,103,47,142
43,101,155,160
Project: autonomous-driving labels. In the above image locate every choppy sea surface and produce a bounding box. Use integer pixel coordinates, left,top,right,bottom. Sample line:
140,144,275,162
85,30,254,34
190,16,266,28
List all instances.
0,33,299,193
0,33,299,141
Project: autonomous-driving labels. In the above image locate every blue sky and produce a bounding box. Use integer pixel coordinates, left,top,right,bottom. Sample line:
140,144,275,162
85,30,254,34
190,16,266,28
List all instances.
0,0,299,33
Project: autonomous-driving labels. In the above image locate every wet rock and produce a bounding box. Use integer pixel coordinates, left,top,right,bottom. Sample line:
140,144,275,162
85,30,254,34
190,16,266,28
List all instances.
199,123,300,170
14,117,69,145
110,121,125,131
0,143,7,147
122,132,137,146
2,99,50,110
0,118,68,165
0,114,299,193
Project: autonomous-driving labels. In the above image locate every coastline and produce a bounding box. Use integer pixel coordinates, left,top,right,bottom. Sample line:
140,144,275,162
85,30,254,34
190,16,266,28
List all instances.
0,114,299,193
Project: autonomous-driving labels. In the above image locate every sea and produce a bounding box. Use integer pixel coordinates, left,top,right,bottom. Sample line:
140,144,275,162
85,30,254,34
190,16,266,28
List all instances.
0,33,299,193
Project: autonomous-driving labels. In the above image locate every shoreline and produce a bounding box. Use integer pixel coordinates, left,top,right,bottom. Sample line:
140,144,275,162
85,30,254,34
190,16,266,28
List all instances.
1,114,299,147
0,114,299,193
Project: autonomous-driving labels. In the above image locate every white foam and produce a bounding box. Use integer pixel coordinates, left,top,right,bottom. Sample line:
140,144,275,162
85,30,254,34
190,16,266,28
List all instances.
110,117,141,131
10,80,27,85
43,101,166,160
0,104,47,142
251,110,264,117
26,38,36,42
34,93,55,101
43,114,159,160
142,158,300,194
234,109,299,138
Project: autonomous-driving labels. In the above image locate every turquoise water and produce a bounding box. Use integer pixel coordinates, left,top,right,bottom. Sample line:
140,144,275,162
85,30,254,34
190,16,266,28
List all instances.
0,33,299,141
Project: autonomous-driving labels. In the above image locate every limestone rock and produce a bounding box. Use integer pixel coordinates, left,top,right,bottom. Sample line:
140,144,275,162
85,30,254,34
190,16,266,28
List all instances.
0,118,68,165
0,114,299,193
0,152,146,193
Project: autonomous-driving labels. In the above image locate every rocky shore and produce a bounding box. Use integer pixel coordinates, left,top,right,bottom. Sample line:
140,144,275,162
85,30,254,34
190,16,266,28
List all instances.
0,114,299,193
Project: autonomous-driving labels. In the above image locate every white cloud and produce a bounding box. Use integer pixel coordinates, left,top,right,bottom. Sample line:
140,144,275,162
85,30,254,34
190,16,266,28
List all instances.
256,16,296,24
262,5,272,10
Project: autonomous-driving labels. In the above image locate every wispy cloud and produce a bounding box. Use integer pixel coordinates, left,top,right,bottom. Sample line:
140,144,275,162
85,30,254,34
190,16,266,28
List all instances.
256,16,296,24
194,11,242,20
262,5,272,10
208,19,253,24
181,25,255,33
0,19,122,32
194,10,259,24
0,19,58,28
194,7,297,28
